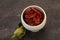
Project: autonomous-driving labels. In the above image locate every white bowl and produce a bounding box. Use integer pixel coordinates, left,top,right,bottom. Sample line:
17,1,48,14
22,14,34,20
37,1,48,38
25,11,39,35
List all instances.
21,5,46,32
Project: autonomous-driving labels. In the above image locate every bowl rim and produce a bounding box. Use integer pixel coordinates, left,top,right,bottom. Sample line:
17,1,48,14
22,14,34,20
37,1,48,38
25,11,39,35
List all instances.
21,5,46,28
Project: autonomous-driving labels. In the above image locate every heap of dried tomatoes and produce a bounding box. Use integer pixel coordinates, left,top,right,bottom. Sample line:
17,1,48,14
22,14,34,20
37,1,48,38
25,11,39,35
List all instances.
23,7,44,26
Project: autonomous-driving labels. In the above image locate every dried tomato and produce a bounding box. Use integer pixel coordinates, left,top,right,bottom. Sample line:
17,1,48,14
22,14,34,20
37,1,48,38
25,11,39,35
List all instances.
30,7,41,15
25,8,31,15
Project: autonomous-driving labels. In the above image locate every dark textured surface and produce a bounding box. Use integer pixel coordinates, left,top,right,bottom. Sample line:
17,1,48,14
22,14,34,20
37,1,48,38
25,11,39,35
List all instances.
0,0,60,40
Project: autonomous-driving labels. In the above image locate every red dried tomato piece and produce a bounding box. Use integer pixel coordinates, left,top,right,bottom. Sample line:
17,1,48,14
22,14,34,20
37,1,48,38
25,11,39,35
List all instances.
35,20,40,25
36,16,40,24
25,15,30,19
29,13,36,18
39,13,43,18
25,13,36,19
28,18,34,26
30,11,34,14
30,7,41,15
25,8,31,15
33,17,40,25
